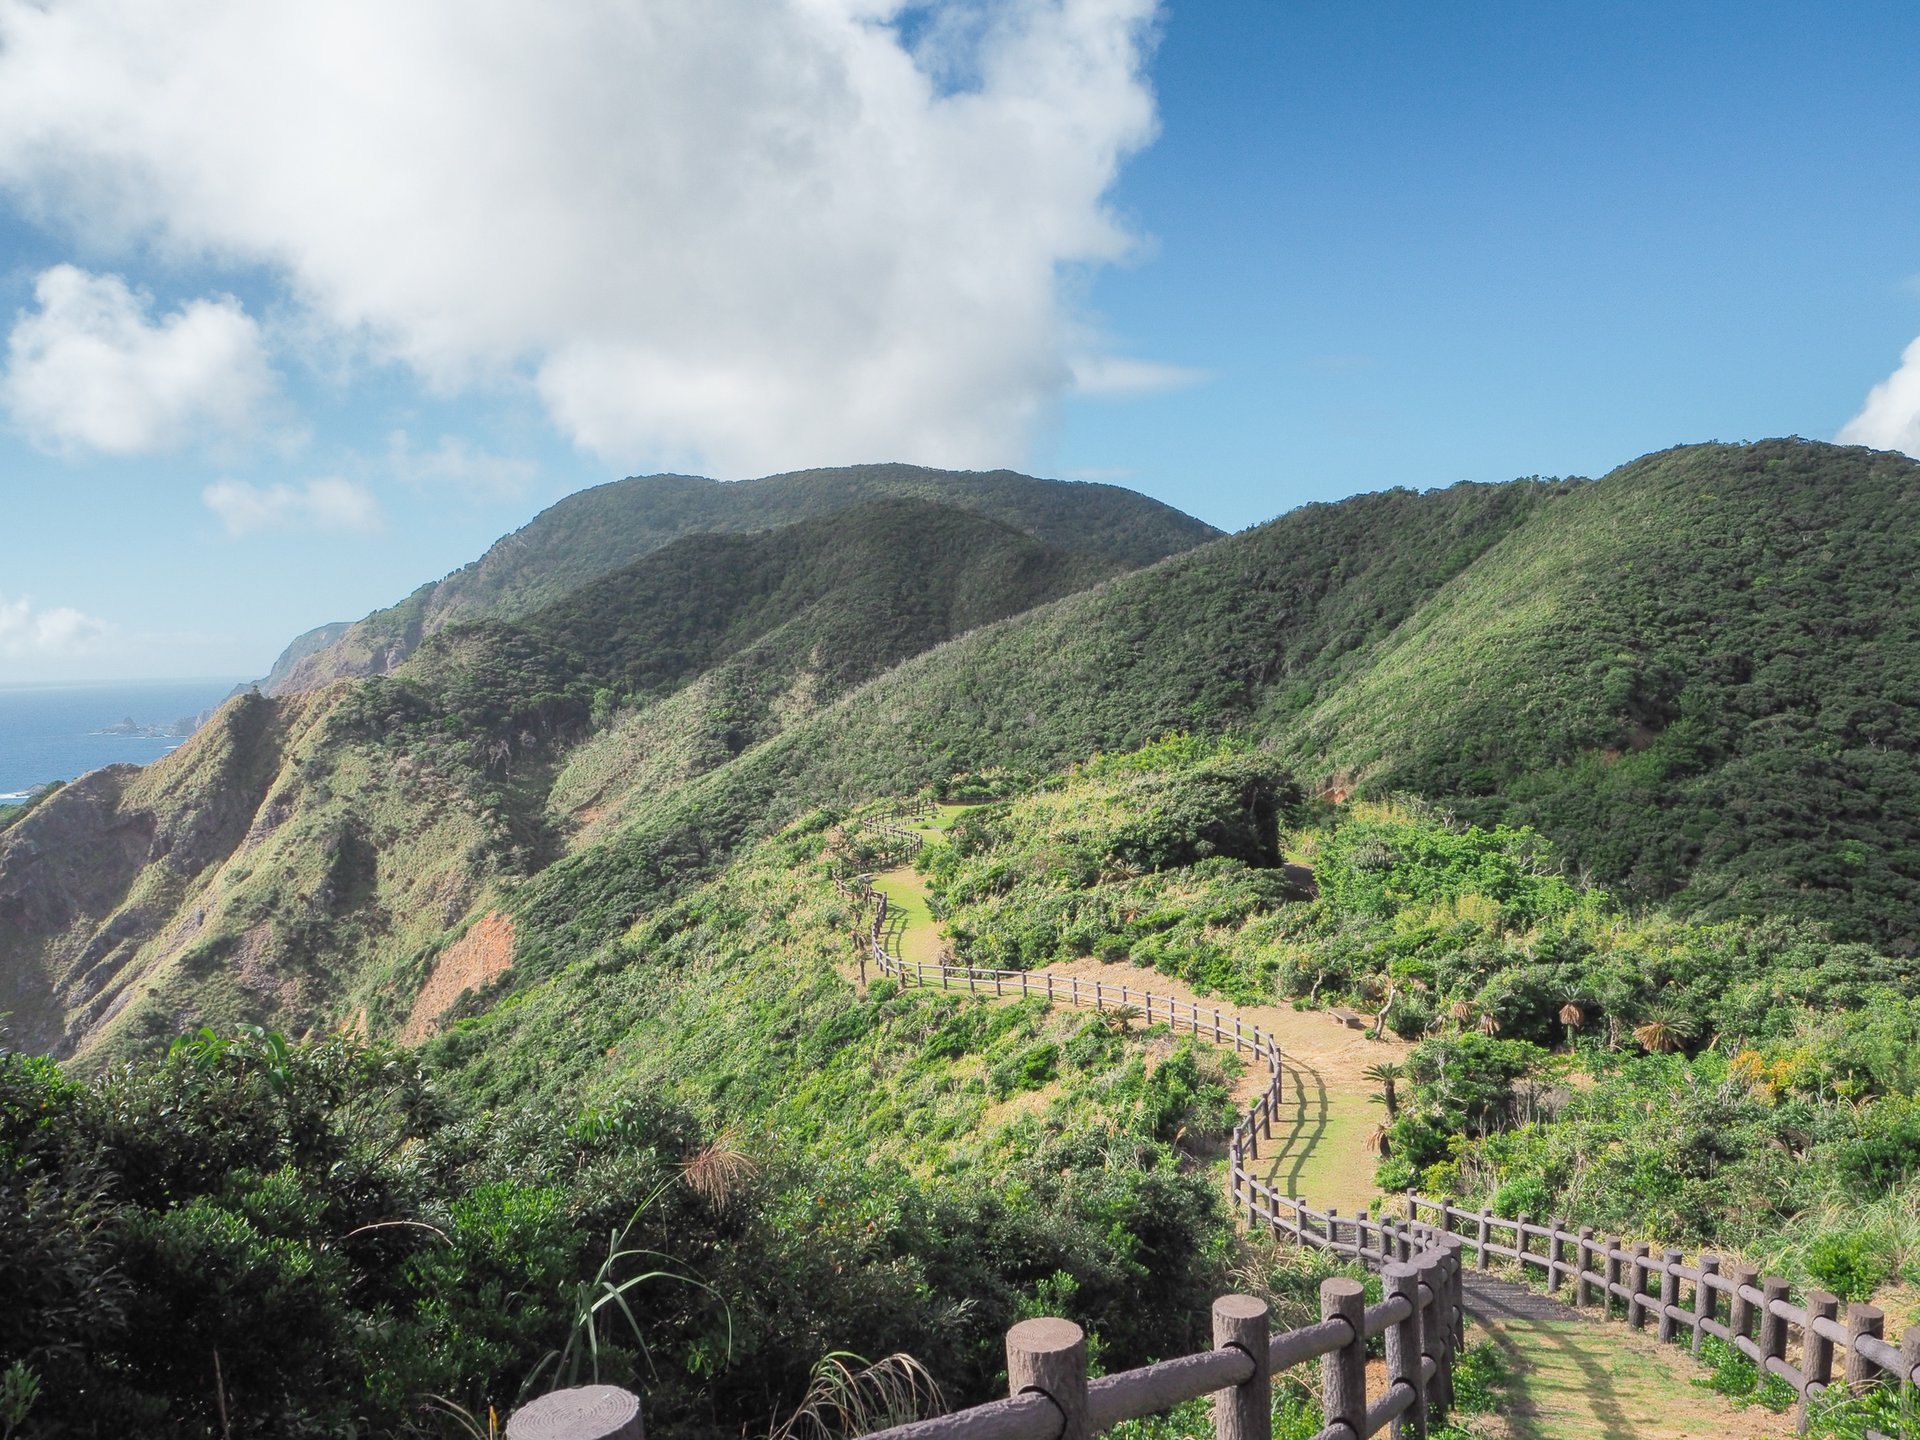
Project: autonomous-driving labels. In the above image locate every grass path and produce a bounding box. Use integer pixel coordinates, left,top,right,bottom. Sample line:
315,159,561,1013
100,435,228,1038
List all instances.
1464,1273,1788,1439
861,807,1786,1439
869,805,1404,1212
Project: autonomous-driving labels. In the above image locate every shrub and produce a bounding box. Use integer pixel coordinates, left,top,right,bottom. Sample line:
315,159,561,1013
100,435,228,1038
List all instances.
1804,1232,1889,1303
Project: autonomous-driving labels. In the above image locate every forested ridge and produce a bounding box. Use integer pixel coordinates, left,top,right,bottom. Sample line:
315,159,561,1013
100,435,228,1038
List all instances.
4,438,1920,1437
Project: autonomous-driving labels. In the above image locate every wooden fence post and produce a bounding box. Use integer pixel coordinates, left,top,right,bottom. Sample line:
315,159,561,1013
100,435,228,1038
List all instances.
1516,1214,1532,1272
1326,1207,1340,1256
1547,1218,1568,1293
1604,1237,1623,1319
1007,1318,1089,1440
1449,1236,1468,1352
1476,1209,1491,1270
505,1386,643,1440
1213,1295,1271,1440
1377,1216,1392,1268
1728,1264,1760,1352
1658,1249,1683,1344
1691,1255,1719,1355
1574,1228,1594,1307
1354,1211,1369,1265
1422,1250,1452,1417
1842,1303,1883,1393
1798,1289,1838,1434
1628,1242,1652,1329
1383,1262,1426,1439
1757,1278,1791,1395
1320,1279,1367,1440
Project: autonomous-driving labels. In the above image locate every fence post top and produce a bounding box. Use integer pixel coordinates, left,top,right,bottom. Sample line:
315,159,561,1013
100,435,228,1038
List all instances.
1213,1293,1269,1322
1321,1276,1365,1303
505,1385,642,1440
1382,1259,1417,1283
1007,1317,1085,1355
1804,1288,1838,1311
1847,1301,1884,1324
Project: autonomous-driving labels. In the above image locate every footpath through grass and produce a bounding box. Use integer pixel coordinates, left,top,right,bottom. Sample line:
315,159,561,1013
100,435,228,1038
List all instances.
865,806,1788,1440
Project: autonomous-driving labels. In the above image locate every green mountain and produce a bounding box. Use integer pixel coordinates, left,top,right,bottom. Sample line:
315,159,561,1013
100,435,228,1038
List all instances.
6,437,1920,1439
564,438,1914,953
0,499,1133,1060
260,463,1221,692
10,439,1916,1069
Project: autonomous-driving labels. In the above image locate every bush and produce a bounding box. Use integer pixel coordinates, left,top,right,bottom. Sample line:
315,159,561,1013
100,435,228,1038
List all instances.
1491,1175,1552,1219
1804,1232,1889,1303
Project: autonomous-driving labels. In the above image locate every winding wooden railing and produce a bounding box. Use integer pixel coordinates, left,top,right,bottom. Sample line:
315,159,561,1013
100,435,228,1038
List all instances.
507,803,1920,1440
1401,1197,1920,1437
834,807,1470,1440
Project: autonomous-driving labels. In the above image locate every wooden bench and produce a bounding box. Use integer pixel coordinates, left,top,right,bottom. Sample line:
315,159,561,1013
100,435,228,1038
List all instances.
1329,1006,1367,1030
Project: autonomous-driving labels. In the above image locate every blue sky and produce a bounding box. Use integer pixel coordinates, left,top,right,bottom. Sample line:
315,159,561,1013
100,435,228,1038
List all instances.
1,0,1916,683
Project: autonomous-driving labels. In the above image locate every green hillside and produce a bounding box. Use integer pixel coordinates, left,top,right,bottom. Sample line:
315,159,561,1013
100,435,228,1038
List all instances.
261,463,1221,692
0,500,1124,1060
552,439,1915,952
6,438,1920,1439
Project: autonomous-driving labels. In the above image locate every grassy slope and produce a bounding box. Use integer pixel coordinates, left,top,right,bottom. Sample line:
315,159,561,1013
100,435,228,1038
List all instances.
1291,441,1920,946
2,502,1130,1061
541,440,1917,954
263,463,1221,691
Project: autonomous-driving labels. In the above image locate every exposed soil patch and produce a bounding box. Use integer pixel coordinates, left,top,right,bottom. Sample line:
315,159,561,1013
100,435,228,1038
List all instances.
402,911,514,1043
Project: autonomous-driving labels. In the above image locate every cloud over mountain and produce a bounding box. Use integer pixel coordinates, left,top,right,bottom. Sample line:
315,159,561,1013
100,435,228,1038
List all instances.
1839,336,1920,459
0,0,1164,475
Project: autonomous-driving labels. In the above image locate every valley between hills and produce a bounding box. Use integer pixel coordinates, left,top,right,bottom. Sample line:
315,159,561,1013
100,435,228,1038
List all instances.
2,440,1917,1438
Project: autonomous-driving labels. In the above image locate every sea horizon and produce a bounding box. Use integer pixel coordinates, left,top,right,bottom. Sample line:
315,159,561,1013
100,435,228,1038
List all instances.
0,677,248,802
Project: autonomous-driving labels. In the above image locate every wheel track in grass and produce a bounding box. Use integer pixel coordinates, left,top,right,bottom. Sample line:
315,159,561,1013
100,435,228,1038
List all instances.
844,804,1789,1439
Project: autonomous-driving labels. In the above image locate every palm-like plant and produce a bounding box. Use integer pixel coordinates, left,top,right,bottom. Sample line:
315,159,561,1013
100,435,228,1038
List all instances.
1557,1001,1585,1047
1633,1018,1681,1053
1632,1007,1698,1055
1363,1062,1405,1119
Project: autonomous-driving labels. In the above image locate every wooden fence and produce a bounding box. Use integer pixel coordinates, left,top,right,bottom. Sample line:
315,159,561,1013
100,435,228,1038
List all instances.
835,826,1472,1440
508,806,1920,1440
1399,1195,1920,1436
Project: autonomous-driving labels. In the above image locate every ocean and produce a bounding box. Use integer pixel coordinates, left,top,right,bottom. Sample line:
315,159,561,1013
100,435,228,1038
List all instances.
0,679,247,804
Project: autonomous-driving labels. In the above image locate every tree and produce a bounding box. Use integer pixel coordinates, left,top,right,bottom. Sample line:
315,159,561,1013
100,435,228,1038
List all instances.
1363,1062,1405,1119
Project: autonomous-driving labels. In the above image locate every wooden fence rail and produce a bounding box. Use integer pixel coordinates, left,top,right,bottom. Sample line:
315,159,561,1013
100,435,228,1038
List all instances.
509,805,1920,1440
1399,1193,1920,1435
836,829,1469,1440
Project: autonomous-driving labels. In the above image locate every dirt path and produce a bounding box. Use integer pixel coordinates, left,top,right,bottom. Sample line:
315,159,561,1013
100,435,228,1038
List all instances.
869,804,1408,1213
1464,1273,1788,1439
862,809,1782,1439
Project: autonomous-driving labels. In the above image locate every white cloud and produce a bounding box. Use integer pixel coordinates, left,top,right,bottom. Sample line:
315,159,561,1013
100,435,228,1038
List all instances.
0,594,108,657
387,430,536,502
1837,336,1920,458
0,0,1166,477
1,264,274,456
203,477,382,537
